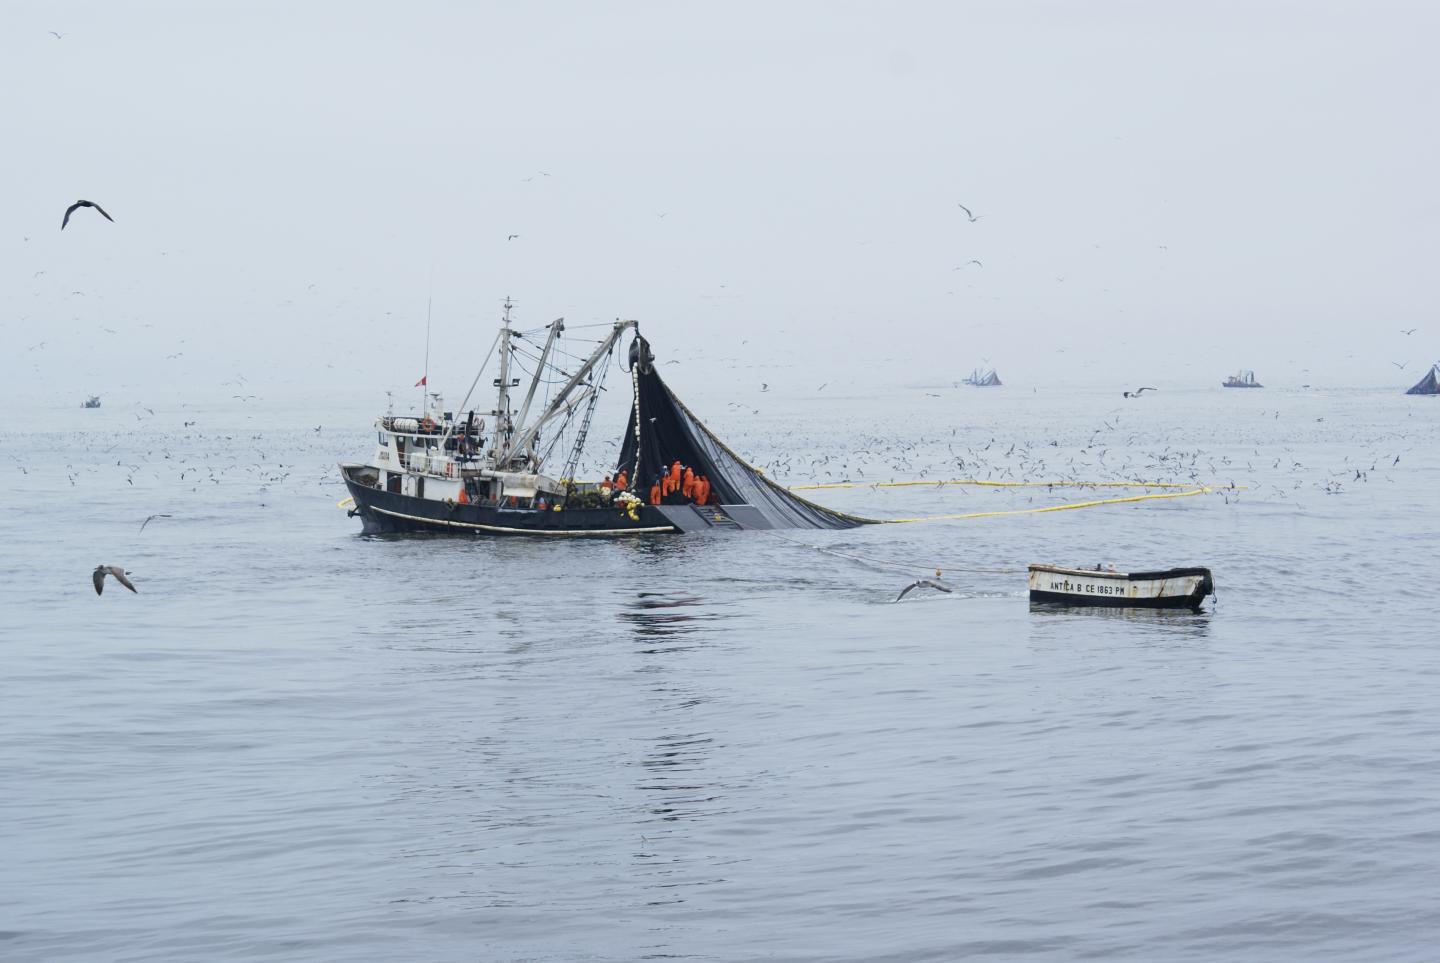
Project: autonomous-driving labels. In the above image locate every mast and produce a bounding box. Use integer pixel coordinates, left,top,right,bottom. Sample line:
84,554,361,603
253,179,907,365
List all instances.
491,297,515,460
504,319,636,470
509,317,565,466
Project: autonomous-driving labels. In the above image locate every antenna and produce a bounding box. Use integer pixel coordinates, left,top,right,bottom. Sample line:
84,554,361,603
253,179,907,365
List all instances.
420,288,433,413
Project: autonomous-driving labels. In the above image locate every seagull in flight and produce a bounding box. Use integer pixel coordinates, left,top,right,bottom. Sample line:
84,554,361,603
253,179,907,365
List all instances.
955,260,982,270
1401,328,1417,335
1392,361,1408,370
93,565,138,595
895,572,953,602
48,30,65,39
957,204,981,222
1123,387,1158,397
62,200,114,230
507,234,520,241
139,513,173,532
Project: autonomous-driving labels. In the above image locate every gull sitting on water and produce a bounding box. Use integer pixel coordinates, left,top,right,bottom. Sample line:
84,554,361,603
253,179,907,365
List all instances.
895,570,953,602
93,565,137,595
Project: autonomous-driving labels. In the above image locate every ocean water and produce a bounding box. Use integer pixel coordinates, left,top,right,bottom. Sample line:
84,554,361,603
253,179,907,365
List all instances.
2,386,1438,962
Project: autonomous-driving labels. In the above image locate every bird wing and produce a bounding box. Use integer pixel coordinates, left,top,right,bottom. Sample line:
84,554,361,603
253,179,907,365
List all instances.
62,203,79,230
895,582,920,601
93,568,105,595
108,567,138,593
957,204,973,219
92,202,115,222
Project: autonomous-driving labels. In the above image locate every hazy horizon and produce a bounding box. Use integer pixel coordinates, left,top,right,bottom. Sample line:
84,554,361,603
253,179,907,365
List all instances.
4,1,1438,410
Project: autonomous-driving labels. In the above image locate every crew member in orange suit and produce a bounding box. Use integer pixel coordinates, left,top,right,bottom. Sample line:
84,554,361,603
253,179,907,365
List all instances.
695,475,709,506
681,466,695,501
649,479,662,505
615,470,628,491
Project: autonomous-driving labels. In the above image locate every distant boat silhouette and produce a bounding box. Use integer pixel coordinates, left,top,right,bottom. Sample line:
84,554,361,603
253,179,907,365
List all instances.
1405,364,1439,395
1222,370,1262,388
81,395,101,409
962,367,1002,387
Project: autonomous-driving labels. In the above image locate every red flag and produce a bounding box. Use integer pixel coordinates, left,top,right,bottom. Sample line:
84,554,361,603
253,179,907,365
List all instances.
414,375,427,387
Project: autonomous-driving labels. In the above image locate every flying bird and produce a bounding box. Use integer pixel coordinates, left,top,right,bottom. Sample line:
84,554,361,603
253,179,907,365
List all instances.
1123,387,1158,397
507,234,520,241
1401,328,1417,335
61,200,114,230
1392,361,1408,369
93,565,137,595
139,513,172,532
955,260,983,270
48,30,64,39
896,572,953,602
957,204,981,222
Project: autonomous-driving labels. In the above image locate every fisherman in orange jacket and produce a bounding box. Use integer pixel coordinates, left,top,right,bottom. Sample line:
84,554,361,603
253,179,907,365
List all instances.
615,469,628,491
649,480,661,505
681,467,695,501
695,475,709,505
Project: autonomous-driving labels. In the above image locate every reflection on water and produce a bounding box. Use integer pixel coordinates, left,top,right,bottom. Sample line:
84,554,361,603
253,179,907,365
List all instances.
620,592,736,646
1028,602,1214,640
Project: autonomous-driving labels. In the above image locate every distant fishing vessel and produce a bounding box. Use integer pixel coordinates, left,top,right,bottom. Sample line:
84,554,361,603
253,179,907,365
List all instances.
1222,370,1262,388
339,299,866,536
1028,564,1214,611
962,367,1002,387
80,395,101,409
1405,364,1439,395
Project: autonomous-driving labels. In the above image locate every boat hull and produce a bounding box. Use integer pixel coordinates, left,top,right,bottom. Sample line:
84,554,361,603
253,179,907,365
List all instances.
342,476,680,536
1027,565,1213,611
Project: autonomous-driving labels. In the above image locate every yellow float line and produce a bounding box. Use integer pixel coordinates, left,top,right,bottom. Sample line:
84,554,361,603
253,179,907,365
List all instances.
337,496,356,509
789,478,1243,491
881,486,1210,523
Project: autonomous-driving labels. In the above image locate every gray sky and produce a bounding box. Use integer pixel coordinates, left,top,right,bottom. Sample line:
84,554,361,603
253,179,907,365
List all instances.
4,1,1437,408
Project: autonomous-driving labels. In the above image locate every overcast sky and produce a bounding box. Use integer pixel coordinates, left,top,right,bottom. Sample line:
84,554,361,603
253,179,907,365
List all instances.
3,1,1437,409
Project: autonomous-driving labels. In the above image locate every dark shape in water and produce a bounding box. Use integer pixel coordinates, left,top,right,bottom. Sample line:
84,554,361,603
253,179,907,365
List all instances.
1405,364,1439,395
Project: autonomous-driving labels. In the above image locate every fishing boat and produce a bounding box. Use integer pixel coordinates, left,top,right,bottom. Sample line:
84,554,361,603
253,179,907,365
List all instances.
1405,364,1439,395
962,367,1002,387
80,395,101,409
1027,564,1214,611
338,299,866,536
1222,370,1262,388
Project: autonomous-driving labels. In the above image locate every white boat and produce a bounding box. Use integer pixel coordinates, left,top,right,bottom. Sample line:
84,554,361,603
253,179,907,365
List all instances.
1027,564,1214,610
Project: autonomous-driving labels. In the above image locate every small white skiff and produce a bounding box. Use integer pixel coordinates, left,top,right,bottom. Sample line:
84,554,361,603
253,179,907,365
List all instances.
1027,564,1214,611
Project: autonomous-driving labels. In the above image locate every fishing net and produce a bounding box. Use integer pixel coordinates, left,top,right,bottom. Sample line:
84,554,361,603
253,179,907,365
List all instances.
616,337,872,530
